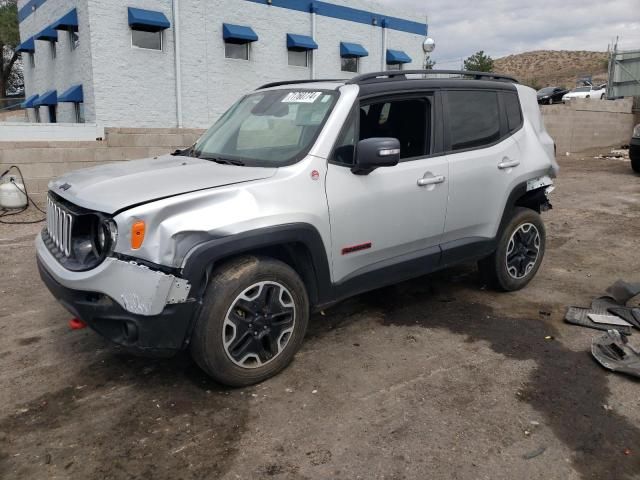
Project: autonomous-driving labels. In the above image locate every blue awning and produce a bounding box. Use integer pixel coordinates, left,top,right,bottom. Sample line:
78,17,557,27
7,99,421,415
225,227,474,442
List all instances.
21,94,39,109
128,7,170,32
34,90,57,107
59,84,83,103
35,26,58,42
286,34,318,51
223,23,258,44
16,37,35,53
386,49,411,65
340,42,368,58
54,9,79,32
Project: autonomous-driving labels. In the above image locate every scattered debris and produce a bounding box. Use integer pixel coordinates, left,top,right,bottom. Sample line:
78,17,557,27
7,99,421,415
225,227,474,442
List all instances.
592,330,640,379
594,148,630,161
539,310,552,317
588,313,632,327
312,389,318,394
44,453,51,465
623,448,632,456
602,404,613,411
544,335,554,341
285,388,293,393
523,446,547,460
605,280,640,305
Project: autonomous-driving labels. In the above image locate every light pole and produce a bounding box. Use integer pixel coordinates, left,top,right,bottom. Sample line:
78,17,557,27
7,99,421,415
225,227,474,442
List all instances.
423,37,436,70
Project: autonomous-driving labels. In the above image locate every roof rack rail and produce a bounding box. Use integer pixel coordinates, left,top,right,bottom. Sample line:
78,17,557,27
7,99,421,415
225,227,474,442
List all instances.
346,69,519,84
256,79,343,90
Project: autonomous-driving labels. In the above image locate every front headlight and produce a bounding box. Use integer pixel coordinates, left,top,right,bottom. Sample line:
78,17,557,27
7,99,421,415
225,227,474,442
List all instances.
95,219,118,256
633,124,640,138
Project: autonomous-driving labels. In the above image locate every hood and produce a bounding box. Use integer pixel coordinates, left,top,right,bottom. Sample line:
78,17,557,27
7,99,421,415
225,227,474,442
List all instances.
49,155,277,214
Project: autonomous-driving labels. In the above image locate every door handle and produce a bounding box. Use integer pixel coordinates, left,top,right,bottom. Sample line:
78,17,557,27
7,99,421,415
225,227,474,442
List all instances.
417,174,446,187
498,159,520,169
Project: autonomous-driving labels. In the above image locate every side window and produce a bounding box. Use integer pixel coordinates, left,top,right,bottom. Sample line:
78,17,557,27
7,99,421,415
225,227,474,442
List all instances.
504,92,523,132
447,91,500,151
361,98,430,159
331,97,431,165
332,111,357,165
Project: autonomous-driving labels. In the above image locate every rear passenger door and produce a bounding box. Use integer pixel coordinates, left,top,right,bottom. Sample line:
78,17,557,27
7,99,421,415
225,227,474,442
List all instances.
441,89,524,259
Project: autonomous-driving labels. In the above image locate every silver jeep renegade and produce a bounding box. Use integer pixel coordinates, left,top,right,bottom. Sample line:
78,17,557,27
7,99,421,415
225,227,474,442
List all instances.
37,70,558,386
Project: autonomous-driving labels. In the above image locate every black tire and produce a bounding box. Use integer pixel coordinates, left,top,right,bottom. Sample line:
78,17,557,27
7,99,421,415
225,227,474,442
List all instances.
632,156,640,174
191,255,309,387
478,207,546,292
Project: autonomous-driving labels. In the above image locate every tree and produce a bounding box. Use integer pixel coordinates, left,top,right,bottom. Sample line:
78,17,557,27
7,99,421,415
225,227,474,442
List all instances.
0,0,20,98
463,50,494,72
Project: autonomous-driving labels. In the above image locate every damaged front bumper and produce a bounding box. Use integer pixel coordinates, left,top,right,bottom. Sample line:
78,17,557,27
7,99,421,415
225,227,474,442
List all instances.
36,233,198,354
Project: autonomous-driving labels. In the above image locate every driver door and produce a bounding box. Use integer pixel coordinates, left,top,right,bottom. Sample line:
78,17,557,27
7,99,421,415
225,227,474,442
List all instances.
325,93,449,284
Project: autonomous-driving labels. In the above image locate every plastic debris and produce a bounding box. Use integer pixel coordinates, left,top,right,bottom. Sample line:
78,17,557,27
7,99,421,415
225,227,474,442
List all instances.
523,446,547,459
592,330,640,379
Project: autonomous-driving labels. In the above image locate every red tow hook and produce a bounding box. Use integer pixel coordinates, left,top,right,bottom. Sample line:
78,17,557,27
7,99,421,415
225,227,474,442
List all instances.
69,318,87,330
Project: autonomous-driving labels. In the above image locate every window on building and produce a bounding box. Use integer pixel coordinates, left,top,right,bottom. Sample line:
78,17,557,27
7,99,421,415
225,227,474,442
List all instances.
341,57,358,73
50,42,56,59
74,103,85,123
29,53,35,68
387,63,402,71
332,97,431,166
48,105,57,123
225,42,249,60
131,29,162,50
447,91,500,151
288,49,308,67
69,31,79,51
34,108,41,123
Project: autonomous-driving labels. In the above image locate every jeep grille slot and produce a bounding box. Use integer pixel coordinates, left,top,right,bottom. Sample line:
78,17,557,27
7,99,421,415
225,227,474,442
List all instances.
47,196,74,257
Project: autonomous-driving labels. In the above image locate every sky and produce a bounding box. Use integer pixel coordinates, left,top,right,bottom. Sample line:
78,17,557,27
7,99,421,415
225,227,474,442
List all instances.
379,0,640,68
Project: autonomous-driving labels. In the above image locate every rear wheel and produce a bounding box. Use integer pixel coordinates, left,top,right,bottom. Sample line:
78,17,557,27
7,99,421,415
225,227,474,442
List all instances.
632,156,640,174
191,255,309,387
479,207,546,291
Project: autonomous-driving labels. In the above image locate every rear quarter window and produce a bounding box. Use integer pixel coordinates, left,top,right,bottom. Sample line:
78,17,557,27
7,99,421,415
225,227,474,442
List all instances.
503,92,523,132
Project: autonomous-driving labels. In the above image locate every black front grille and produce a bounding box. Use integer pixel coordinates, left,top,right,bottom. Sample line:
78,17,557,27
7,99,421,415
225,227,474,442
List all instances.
46,195,75,257
43,192,112,272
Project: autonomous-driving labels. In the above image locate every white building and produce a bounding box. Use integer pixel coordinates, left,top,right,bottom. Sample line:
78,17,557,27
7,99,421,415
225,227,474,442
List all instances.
17,0,428,128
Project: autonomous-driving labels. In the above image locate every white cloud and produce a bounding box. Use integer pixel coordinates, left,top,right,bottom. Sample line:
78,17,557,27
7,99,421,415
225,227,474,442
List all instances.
379,0,640,65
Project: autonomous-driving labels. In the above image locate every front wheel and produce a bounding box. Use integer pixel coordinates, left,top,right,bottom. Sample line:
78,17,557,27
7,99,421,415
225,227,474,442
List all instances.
548,98,553,105
479,207,546,291
191,255,309,387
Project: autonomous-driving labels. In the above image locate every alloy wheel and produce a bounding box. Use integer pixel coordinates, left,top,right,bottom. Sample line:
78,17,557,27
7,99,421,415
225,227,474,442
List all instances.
505,223,541,279
222,281,296,368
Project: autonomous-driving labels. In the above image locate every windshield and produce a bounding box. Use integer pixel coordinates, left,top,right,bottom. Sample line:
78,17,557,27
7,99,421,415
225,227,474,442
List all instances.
573,87,591,92
193,89,338,166
538,87,555,94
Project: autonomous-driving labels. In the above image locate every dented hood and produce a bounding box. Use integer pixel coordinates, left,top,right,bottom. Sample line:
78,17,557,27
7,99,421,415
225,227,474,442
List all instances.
49,155,277,214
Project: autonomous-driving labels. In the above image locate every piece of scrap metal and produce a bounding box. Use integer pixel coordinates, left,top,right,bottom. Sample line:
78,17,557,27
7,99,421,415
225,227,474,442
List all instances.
592,330,640,379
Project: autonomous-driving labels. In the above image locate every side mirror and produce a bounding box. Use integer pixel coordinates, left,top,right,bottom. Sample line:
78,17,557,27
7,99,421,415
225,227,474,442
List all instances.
351,137,401,175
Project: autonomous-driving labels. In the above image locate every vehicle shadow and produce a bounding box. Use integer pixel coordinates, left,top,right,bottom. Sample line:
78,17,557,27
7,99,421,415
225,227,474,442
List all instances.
311,266,640,479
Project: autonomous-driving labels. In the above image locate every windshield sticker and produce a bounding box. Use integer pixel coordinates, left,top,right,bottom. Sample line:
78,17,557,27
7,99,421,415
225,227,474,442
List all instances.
320,94,331,103
282,92,323,103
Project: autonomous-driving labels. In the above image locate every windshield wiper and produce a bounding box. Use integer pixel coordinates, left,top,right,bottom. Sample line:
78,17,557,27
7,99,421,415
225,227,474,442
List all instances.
199,156,245,166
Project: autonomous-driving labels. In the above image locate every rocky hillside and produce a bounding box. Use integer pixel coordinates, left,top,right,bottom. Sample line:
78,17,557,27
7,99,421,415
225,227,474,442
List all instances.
494,50,609,89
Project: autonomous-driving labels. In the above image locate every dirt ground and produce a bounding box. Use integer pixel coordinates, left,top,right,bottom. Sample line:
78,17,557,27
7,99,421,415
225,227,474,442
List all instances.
0,152,639,480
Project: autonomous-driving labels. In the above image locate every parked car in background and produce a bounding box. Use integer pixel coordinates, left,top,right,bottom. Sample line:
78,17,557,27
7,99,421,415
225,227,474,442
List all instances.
630,123,640,173
537,86,568,104
562,84,607,102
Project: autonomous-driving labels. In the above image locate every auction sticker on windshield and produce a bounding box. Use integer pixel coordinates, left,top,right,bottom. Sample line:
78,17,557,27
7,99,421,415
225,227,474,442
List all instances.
282,92,323,103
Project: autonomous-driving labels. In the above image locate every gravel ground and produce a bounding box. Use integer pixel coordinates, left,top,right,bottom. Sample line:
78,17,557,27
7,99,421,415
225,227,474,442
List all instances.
0,152,639,480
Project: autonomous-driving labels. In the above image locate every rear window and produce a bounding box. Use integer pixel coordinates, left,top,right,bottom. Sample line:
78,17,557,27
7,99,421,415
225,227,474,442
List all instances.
448,91,500,151
504,92,523,132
